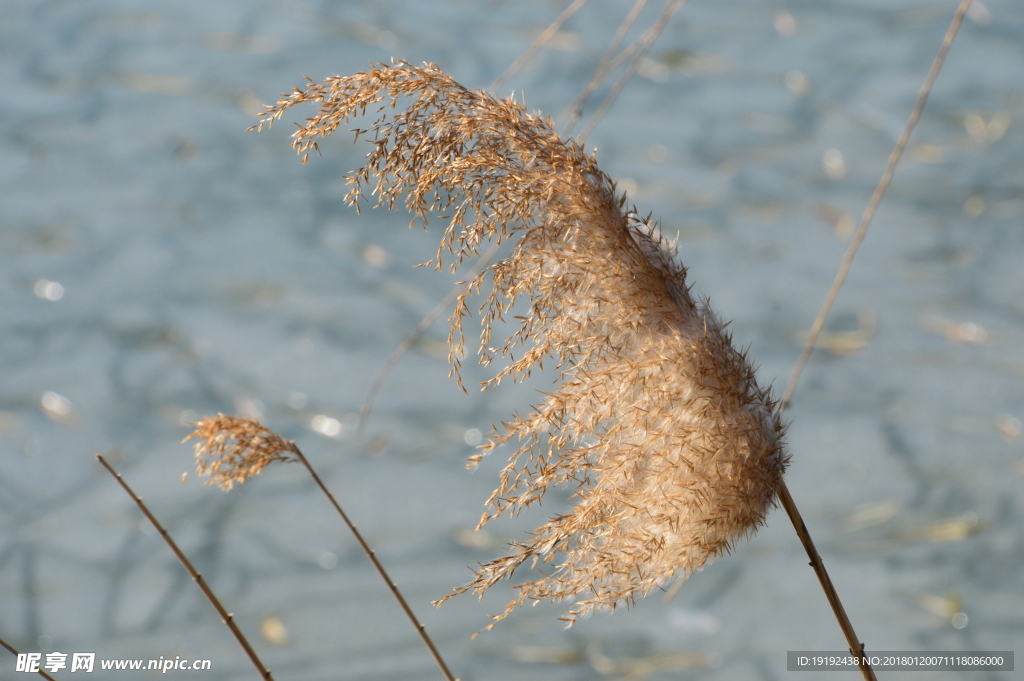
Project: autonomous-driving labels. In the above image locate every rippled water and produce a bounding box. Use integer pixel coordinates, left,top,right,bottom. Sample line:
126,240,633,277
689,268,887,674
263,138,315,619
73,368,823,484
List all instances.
2,1,1022,679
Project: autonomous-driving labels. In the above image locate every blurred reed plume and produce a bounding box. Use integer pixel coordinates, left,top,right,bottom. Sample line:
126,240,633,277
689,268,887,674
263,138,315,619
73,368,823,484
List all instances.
254,62,788,627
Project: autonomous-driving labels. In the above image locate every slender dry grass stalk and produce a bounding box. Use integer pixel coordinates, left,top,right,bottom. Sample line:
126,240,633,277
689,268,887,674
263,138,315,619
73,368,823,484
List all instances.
95,454,275,681
561,0,649,131
358,239,503,442
491,0,591,90
254,61,788,627
578,0,688,140
779,0,974,411
185,415,458,681
0,636,59,681
771,3,972,678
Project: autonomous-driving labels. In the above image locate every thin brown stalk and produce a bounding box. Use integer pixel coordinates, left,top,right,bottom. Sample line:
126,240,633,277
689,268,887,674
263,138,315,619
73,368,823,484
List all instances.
289,446,458,681
357,239,503,442
579,0,688,140
600,21,648,75
779,0,973,411
0,636,58,681
774,3,973,679
562,0,649,132
777,480,876,681
184,416,457,681
95,454,274,681
491,0,591,91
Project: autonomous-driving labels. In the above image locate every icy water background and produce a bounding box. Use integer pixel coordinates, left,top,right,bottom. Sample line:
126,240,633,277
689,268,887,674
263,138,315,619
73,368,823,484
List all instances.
2,1,1023,679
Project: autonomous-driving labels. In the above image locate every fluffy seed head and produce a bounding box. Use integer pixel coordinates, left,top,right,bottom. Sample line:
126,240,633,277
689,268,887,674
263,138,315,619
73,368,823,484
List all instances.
256,62,788,627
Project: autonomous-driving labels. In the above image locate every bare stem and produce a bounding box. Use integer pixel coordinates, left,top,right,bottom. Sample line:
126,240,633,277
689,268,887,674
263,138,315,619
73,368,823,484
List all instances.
491,0,591,91
0,636,58,681
774,2,974,679
287,445,458,681
95,455,274,681
358,240,503,442
776,480,876,680
579,0,688,140
561,0,649,131
779,0,973,411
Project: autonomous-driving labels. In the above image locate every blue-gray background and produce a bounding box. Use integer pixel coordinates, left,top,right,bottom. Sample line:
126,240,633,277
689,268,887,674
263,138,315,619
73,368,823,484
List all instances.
2,1,1022,679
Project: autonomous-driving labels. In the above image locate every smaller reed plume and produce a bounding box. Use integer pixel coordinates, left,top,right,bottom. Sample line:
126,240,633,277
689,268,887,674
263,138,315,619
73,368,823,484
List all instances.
183,413,456,679
254,62,788,628
186,414,299,490
183,414,458,680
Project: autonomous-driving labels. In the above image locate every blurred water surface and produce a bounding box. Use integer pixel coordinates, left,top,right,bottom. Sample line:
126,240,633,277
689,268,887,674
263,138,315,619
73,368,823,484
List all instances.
1,1,1022,679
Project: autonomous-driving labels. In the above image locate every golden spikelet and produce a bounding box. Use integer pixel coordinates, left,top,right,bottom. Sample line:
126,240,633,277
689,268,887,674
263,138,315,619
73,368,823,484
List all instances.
255,61,788,627
185,414,298,490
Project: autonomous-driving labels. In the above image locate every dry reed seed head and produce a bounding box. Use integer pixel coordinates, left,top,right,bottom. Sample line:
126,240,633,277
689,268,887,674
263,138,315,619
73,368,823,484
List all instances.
258,62,788,627
184,414,299,491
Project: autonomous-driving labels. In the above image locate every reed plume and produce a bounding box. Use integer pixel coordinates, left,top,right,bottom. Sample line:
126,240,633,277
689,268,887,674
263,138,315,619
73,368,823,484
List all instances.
186,414,299,490
184,414,458,681
254,62,788,627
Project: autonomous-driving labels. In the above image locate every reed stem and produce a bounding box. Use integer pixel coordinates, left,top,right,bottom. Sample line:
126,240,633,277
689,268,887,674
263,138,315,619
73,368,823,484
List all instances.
780,0,973,411
491,0,591,90
286,445,458,681
579,0,688,140
774,3,974,679
96,455,274,681
562,0,649,131
0,635,58,681
776,481,877,680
